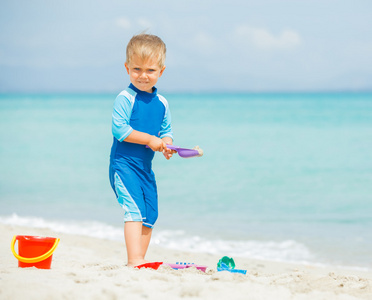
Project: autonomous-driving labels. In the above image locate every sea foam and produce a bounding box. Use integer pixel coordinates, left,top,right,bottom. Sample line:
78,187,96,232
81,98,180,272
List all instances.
1,214,314,265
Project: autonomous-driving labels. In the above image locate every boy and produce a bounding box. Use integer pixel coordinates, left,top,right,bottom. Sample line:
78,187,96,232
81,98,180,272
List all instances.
109,34,174,267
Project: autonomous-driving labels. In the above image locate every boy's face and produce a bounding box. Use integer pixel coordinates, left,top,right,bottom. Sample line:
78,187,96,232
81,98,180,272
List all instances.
125,55,165,93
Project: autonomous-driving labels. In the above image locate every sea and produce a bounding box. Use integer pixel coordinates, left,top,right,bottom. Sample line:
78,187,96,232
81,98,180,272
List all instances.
1,91,371,271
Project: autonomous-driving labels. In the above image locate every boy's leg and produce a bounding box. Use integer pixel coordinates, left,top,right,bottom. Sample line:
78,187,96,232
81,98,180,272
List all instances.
141,225,152,258
124,221,145,266
124,221,153,267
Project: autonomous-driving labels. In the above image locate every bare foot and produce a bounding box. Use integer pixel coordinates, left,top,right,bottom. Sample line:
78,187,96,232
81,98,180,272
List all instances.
127,259,149,268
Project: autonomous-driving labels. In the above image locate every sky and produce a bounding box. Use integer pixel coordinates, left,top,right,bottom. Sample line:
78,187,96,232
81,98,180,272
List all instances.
0,0,372,93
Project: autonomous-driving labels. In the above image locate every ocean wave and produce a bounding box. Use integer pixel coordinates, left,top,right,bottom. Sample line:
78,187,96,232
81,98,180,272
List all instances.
1,213,315,265
0,213,123,241
152,229,314,264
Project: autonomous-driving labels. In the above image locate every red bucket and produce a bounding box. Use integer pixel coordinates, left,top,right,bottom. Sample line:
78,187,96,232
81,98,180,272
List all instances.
11,235,60,269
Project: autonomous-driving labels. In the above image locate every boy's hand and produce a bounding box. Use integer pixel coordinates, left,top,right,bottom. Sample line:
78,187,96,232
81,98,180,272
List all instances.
148,136,166,152
162,146,176,160
161,137,176,160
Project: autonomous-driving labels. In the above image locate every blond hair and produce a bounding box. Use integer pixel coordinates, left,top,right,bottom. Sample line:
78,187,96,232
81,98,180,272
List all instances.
126,34,166,68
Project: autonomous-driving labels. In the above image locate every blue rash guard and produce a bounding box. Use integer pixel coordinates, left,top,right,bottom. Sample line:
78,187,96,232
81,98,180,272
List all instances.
109,84,173,228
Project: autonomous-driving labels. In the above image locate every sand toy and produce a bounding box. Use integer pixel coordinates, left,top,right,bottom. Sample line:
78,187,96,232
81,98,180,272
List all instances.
11,235,60,269
165,262,207,272
166,145,203,158
135,261,207,272
135,262,163,270
147,145,203,158
217,256,247,274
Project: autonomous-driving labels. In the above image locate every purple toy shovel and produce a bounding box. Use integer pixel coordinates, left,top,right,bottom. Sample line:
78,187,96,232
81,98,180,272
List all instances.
166,145,203,158
146,145,203,158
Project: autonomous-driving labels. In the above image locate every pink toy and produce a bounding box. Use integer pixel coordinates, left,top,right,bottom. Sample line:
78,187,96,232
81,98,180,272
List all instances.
165,262,207,272
134,262,208,272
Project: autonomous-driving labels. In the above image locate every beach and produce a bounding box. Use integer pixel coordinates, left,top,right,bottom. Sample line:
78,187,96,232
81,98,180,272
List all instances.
1,224,371,300
1,1,372,298
1,93,372,299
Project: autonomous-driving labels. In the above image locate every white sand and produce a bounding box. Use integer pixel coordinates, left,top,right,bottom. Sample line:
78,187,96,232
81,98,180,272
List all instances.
1,224,371,300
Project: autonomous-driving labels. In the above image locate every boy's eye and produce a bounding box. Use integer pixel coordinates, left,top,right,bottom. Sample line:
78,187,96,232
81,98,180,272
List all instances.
134,68,141,71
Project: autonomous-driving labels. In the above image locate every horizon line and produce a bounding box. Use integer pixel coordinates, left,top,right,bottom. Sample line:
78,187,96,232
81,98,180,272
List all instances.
1,88,372,96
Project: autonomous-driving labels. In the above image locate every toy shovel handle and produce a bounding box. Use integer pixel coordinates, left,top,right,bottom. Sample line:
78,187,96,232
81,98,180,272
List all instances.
145,145,178,150
165,145,179,151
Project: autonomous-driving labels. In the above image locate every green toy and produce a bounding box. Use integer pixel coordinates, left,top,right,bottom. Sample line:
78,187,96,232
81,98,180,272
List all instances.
217,256,247,275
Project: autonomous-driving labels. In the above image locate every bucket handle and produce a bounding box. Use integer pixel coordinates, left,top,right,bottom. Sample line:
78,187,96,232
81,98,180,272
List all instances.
11,235,60,264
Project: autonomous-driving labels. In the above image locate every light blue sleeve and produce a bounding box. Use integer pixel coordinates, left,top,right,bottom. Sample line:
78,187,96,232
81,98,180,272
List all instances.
112,92,135,142
158,95,173,140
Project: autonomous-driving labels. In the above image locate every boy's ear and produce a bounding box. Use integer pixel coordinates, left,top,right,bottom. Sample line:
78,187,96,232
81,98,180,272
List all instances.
159,65,166,77
124,62,130,74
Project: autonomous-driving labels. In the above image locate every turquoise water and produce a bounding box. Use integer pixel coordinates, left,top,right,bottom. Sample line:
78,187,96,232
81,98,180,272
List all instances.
1,92,372,269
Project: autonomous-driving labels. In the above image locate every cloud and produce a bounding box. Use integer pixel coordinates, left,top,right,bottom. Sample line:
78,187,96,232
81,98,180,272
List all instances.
192,31,217,53
116,17,131,29
235,25,301,50
116,17,153,31
137,18,153,29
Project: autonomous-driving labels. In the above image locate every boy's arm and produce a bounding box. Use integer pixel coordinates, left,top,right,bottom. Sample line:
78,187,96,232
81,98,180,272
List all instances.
112,93,166,152
158,95,173,141
158,95,174,160
124,130,167,152
162,136,173,145
112,94,134,142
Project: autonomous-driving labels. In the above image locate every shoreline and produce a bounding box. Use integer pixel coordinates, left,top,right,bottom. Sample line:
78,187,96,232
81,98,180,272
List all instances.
2,213,371,273
1,224,371,299
1,214,370,273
